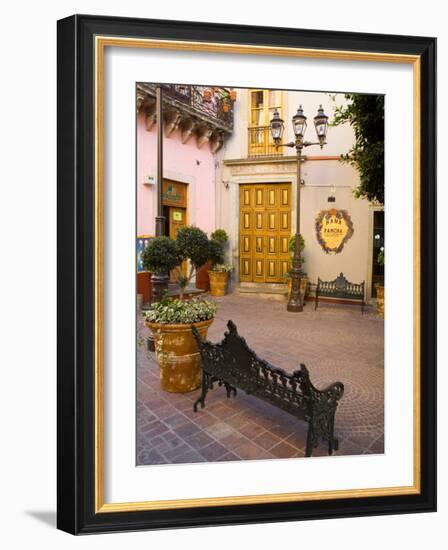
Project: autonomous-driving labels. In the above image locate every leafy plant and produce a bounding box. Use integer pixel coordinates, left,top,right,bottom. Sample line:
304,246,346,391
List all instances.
208,239,225,267
176,226,210,268
377,247,384,267
210,263,234,274
288,234,306,265
171,226,210,296
145,297,217,325
141,236,180,274
210,229,229,245
331,94,384,205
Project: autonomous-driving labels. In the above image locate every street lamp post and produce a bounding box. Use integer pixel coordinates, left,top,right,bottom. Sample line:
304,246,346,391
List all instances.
270,105,328,312
151,85,169,303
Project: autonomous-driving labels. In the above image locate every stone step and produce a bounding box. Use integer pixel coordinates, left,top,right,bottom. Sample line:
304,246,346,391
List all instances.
237,283,288,295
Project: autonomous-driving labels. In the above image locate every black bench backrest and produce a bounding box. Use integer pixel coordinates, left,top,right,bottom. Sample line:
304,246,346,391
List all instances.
192,321,311,416
317,272,364,299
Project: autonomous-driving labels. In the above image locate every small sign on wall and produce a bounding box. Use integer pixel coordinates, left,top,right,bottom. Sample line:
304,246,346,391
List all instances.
315,209,354,254
173,211,183,222
137,235,154,272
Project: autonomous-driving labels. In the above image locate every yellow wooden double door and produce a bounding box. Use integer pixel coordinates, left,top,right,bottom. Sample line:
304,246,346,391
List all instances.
239,183,292,283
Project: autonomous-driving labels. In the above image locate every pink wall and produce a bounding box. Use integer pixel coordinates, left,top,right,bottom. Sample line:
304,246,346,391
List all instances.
137,112,216,236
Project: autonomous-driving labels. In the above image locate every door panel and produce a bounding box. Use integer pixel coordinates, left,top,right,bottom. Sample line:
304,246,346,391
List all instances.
168,206,187,278
239,183,291,283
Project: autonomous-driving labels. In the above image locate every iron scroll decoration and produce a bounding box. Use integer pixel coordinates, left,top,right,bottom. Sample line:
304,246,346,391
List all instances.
315,208,354,254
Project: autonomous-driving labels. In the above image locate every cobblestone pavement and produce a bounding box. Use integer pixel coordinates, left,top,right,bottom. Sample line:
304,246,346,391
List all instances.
137,294,384,465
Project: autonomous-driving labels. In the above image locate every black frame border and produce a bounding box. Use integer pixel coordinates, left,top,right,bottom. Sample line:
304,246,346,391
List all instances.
57,14,436,534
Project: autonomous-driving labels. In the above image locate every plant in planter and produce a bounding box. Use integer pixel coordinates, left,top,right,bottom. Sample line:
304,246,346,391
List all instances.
284,234,308,303
145,297,217,393
376,247,385,318
174,226,210,298
208,229,233,296
210,228,229,245
195,231,227,292
218,90,231,113
209,263,234,297
141,236,181,302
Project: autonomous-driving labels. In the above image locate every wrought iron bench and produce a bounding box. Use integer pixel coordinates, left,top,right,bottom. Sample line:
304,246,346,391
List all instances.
315,272,365,313
191,321,344,457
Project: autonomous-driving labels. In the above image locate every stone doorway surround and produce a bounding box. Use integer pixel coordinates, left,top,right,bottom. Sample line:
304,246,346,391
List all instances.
222,156,298,289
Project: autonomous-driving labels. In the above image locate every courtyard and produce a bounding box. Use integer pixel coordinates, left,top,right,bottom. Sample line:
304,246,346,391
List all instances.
136,293,384,465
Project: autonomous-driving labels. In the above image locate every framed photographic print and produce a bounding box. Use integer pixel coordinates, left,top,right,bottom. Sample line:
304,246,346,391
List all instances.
57,14,436,534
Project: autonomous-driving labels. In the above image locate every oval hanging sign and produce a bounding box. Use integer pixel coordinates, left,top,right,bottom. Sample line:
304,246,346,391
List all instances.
315,209,354,254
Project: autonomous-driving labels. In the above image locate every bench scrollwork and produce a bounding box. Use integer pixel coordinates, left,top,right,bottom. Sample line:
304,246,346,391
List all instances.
192,321,344,457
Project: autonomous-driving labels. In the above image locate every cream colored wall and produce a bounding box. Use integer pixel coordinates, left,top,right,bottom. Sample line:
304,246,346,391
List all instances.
223,90,353,160
216,89,377,302
299,161,372,292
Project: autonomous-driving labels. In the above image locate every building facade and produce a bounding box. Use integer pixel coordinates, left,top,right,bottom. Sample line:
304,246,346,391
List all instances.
136,83,234,239
215,89,383,302
136,85,384,304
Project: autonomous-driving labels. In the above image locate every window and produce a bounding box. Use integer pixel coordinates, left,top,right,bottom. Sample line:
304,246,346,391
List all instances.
248,90,283,157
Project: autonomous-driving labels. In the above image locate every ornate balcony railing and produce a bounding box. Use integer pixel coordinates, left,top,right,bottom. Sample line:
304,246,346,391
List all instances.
137,83,234,132
162,85,234,128
137,83,235,152
248,126,283,158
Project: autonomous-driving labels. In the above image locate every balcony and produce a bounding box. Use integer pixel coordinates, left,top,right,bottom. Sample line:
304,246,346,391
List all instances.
248,126,283,158
161,85,234,130
137,83,234,152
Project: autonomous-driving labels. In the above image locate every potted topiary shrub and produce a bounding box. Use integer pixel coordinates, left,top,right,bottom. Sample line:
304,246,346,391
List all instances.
208,229,233,296
141,236,181,302
145,297,217,392
174,226,210,298
195,228,222,292
210,228,229,245
284,234,308,303
376,247,385,318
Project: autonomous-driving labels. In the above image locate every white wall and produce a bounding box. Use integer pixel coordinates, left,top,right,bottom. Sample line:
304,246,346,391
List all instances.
0,1,444,549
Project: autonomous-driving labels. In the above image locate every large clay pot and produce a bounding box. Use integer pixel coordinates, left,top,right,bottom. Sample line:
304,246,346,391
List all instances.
287,275,308,304
137,271,152,304
208,270,228,297
146,318,214,393
376,285,385,318
195,260,211,291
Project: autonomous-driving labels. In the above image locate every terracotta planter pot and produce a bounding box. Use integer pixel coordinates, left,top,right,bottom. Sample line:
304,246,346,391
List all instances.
376,285,385,318
208,270,228,297
137,271,152,304
195,260,211,291
287,275,308,303
146,318,214,393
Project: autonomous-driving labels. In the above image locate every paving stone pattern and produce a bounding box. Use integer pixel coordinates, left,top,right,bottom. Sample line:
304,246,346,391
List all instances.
137,294,384,465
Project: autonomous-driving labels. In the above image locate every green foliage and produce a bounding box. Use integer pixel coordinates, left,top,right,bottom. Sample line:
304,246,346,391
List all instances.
176,226,210,268
288,234,305,265
143,227,233,297
145,297,217,325
377,247,385,267
288,234,305,254
210,229,229,244
332,94,384,205
141,236,180,274
210,263,234,274
208,239,225,266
